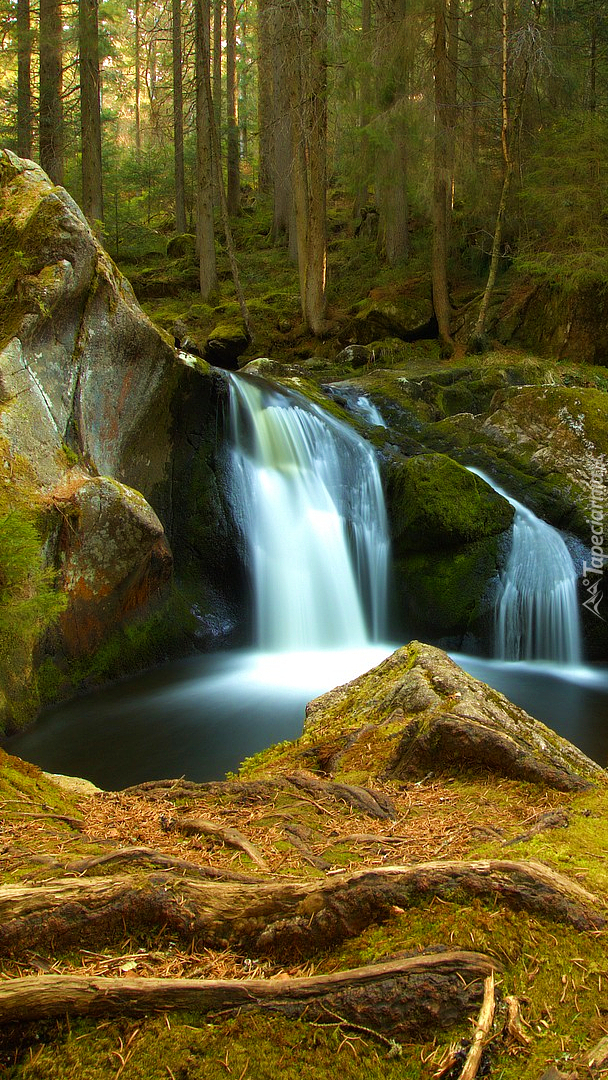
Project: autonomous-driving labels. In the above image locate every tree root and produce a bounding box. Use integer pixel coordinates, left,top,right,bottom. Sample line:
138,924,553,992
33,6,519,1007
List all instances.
121,771,397,820
170,817,270,871
0,859,603,961
0,952,496,1037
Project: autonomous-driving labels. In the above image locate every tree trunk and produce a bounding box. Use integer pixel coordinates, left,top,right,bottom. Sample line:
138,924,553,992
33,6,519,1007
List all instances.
39,0,64,184
195,0,218,299
431,0,454,355
353,0,372,217
470,0,539,347
17,0,32,159
257,0,273,193
134,0,142,158
79,0,103,230
0,953,495,1036
288,0,328,334
212,0,223,205
375,0,409,265
0,860,601,962
270,0,292,243
172,0,187,233
226,0,240,214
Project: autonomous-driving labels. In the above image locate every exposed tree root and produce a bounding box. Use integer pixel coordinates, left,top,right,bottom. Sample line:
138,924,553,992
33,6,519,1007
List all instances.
122,771,397,820
170,817,270,870
0,952,496,1036
38,846,264,883
0,859,603,961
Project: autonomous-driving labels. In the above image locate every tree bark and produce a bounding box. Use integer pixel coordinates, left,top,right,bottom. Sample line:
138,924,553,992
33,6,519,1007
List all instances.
289,0,328,334
195,0,218,299
0,952,496,1035
270,0,293,243
470,0,541,347
172,0,187,234
79,0,103,230
39,0,64,184
257,0,273,193
226,0,241,214
0,860,602,962
431,0,455,355
17,0,32,159
134,0,142,158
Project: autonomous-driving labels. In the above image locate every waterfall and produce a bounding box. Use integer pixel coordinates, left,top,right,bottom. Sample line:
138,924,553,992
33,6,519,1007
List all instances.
469,468,582,664
226,374,390,650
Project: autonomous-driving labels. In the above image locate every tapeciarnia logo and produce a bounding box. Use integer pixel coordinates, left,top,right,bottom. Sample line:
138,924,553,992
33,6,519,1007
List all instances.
582,463,606,620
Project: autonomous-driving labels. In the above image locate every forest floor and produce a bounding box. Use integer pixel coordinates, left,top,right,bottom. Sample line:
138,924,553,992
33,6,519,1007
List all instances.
1,737,607,1080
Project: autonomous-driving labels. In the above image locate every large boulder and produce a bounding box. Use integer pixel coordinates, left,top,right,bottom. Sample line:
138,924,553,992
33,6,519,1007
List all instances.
55,476,172,657
385,452,514,555
384,453,513,648
303,642,606,791
497,278,608,365
0,153,241,728
0,150,179,496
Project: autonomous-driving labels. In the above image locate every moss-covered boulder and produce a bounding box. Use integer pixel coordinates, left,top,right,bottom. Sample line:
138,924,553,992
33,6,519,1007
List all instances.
481,385,608,508
303,641,606,790
166,233,197,259
204,322,250,369
384,454,513,647
386,452,514,555
498,278,608,365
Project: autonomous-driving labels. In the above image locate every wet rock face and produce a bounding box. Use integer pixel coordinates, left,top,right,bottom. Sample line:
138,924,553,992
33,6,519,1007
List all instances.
304,642,606,791
57,476,172,658
0,153,236,721
0,150,178,497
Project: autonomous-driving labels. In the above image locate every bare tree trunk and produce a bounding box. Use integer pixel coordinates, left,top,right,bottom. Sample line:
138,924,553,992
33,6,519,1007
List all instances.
39,0,64,184
470,0,540,347
270,0,293,244
195,0,218,299
135,0,142,158
288,0,328,334
212,0,223,204
353,0,372,217
375,0,409,264
17,0,32,158
172,0,187,233
226,0,241,214
79,0,103,229
431,0,454,355
257,0,273,193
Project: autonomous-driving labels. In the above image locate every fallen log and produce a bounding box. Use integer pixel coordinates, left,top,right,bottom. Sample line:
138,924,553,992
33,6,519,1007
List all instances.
0,860,603,961
0,952,496,1037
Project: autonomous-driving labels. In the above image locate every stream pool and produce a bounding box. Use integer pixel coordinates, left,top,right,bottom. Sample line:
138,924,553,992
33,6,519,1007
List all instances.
5,647,608,789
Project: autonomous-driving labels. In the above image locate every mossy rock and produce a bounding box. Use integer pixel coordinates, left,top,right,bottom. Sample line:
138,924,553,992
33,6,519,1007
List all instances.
166,233,197,260
204,322,250,369
385,452,514,556
393,538,501,645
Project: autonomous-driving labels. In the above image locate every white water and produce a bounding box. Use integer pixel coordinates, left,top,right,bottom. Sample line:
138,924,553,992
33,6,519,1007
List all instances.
468,468,582,664
354,395,387,428
226,375,390,649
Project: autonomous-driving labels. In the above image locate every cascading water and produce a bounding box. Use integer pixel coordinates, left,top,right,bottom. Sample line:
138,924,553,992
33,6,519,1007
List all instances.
468,468,582,664
226,374,390,650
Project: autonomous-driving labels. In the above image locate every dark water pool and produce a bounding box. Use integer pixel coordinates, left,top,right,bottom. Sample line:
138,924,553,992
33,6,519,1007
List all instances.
5,647,608,789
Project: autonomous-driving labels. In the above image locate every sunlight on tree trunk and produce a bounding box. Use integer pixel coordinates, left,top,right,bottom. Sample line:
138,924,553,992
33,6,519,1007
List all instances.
79,0,103,230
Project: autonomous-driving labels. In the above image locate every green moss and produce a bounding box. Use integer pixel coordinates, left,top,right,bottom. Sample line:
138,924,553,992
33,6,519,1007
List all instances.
386,452,514,555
